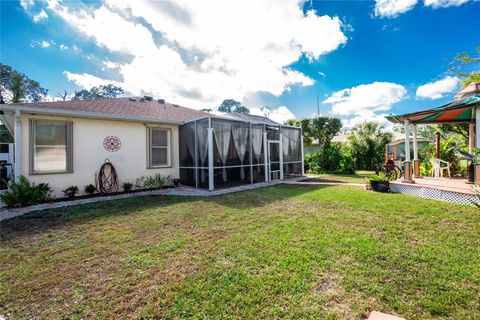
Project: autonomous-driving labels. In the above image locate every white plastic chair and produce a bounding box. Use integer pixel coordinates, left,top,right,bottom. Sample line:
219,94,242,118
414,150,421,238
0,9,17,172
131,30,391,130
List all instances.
430,158,450,178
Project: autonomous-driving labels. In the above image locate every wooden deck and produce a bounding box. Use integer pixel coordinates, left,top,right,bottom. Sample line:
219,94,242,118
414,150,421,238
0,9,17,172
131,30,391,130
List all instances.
390,177,478,206
391,177,475,195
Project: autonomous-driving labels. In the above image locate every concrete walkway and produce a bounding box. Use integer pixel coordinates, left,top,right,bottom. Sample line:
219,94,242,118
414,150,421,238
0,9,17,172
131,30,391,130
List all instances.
1,177,308,221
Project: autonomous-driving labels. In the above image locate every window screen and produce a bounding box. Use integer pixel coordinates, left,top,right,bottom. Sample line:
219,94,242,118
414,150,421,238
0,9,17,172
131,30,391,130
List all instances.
148,127,170,167
31,120,72,173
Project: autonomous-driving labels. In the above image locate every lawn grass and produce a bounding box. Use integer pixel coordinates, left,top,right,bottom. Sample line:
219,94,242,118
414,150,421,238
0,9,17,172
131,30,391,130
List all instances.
1,184,479,319
306,170,375,184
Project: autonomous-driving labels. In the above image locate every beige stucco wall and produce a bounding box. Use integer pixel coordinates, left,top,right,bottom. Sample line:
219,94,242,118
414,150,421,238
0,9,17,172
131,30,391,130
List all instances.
20,114,179,197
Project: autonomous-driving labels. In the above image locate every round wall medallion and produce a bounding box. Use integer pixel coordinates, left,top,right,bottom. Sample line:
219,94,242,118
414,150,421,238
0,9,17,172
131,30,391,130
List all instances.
103,135,121,152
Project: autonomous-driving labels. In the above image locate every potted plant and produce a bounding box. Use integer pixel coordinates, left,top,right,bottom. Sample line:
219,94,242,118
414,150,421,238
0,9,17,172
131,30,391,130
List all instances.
368,173,390,192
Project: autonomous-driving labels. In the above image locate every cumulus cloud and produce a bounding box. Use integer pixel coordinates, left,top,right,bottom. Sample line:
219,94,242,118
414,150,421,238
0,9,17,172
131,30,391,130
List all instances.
63,71,123,89
59,44,68,50
102,60,120,69
42,0,347,108
31,40,53,48
374,0,418,18
249,106,297,124
20,0,34,11
374,0,475,17
416,76,461,99
341,111,392,128
424,0,472,8
33,9,48,22
323,82,407,116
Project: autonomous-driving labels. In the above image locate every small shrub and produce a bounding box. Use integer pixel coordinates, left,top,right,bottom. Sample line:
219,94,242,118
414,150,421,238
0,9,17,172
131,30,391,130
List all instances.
122,181,133,192
134,174,173,190
0,176,52,208
84,184,96,195
62,185,79,198
368,173,390,185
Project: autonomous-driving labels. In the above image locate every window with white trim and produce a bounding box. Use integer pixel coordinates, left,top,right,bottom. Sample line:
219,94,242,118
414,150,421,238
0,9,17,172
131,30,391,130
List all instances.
148,127,171,167
30,120,73,173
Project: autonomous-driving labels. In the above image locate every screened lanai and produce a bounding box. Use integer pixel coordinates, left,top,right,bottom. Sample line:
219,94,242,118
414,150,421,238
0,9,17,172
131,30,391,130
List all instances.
179,113,303,190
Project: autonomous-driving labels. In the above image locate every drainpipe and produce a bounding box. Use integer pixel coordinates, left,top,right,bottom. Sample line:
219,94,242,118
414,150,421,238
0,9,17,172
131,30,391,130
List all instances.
249,122,253,184
14,109,21,180
300,127,305,176
207,117,214,191
279,128,284,180
263,131,268,182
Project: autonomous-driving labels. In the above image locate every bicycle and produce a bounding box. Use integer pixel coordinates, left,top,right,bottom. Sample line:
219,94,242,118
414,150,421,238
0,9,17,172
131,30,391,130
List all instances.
380,160,402,181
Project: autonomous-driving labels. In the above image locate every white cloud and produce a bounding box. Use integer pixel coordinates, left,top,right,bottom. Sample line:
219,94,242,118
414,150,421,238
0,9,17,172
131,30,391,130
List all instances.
20,0,34,11
102,60,120,69
63,71,122,89
323,82,407,116
31,40,53,48
59,44,68,50
250,106,297,124
416,76,461,99
341,111,392,128
374,0,418,18
33,9,48,23
45,0,347,108
424,0,472,8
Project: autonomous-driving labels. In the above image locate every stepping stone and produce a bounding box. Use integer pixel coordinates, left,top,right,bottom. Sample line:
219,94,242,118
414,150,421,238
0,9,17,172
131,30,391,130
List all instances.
367,311,405,320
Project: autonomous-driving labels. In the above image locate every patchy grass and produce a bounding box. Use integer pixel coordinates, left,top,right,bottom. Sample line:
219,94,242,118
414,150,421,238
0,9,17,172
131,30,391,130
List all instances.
307,170,375,184
1,185,479,319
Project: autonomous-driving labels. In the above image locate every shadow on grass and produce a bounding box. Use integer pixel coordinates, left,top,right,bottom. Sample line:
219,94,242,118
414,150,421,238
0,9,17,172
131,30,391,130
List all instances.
0,184,336,240
303,178,350,184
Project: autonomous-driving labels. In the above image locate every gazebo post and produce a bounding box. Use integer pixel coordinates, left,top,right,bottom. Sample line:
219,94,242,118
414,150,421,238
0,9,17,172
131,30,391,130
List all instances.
476,107,480,148
469,122,475,154
412,124,419,178
403,119,413,182
475,108,480,187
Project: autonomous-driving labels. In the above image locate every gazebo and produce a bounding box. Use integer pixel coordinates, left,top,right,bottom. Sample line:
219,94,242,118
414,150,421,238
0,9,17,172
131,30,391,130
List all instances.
385,82,480,206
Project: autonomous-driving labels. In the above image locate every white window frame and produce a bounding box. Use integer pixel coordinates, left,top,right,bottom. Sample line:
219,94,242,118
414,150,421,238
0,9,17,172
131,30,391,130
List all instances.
29,119,73,174
147,127,171,168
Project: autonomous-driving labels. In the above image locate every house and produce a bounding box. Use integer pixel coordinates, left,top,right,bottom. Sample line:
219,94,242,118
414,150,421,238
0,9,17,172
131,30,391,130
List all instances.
385,132,431,161
0,97,303,196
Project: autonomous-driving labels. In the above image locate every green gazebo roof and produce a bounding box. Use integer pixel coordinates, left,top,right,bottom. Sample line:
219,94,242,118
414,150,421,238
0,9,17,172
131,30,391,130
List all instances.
386,95,480,124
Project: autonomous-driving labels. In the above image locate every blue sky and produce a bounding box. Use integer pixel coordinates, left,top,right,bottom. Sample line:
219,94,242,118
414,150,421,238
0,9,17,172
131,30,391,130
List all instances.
1,0,479,125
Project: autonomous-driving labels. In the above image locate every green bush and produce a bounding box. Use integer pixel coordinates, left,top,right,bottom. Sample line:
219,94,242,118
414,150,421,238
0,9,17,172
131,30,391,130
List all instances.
122,181,133,192
0,176,53,208
134,174,173,190
62,185,79,198
84,184,96,195
304,143,354,174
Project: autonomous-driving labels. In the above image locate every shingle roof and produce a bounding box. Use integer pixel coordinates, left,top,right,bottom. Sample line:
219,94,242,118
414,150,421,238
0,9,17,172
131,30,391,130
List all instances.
4,97,208,123
211,112,281,126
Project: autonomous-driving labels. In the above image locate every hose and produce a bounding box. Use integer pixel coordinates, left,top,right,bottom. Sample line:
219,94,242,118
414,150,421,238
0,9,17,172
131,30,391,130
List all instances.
97,158,119,193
